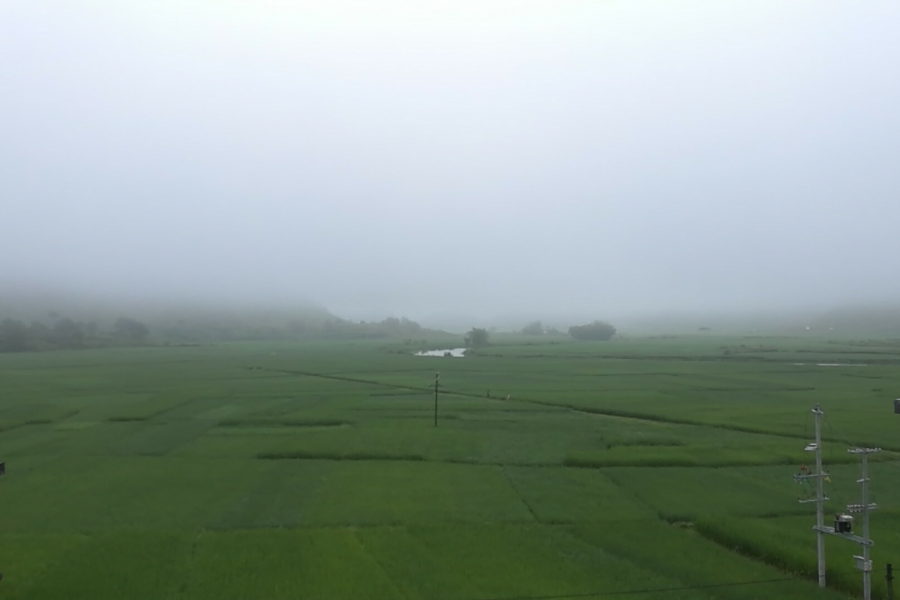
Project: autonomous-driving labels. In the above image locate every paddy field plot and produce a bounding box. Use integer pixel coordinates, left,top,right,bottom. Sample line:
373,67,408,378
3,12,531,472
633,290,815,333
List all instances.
0,336,898,599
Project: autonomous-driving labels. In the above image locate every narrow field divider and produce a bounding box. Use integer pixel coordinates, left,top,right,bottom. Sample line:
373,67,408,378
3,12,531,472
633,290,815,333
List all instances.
259,367,900,452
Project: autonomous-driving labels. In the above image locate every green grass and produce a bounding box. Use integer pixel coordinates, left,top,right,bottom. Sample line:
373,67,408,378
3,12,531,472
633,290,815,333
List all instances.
0,335,897,598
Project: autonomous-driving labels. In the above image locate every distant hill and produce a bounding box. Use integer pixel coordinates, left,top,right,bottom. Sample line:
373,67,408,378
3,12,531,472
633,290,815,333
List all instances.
806,304,900,336
615,302,900,338
0,287,444,352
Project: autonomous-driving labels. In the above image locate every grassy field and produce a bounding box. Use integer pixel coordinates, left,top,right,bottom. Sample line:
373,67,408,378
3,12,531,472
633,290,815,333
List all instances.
0,335,899,599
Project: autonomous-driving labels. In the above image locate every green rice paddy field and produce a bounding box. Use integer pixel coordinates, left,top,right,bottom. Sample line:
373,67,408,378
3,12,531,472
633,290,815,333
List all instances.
1,335,899,599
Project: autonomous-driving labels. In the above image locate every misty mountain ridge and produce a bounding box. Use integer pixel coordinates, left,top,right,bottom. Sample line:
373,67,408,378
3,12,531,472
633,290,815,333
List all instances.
0,286,445,349
3,286,900,347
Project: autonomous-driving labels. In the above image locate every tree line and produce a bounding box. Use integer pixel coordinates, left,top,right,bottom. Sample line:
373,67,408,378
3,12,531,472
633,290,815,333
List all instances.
0,316,148,352
0,311,431,353
465,320,617,348
519,320,616,340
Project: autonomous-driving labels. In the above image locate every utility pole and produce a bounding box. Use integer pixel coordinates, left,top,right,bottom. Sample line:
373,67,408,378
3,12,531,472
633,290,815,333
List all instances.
813,405,826,587
887,563,894,600
847,446,880,600
798,405,828,587
433,372,439,427
797,404,884,599
0,462,5,583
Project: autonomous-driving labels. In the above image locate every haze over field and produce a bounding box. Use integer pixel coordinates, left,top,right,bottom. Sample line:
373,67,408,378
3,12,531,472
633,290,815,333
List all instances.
3,1,899,324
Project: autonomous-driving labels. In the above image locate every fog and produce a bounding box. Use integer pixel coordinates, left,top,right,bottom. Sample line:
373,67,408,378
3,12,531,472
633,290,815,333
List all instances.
3,1,899,327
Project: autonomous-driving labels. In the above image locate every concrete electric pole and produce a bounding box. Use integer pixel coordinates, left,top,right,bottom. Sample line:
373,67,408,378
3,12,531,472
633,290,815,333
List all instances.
797,405,828,587
797,405,880,600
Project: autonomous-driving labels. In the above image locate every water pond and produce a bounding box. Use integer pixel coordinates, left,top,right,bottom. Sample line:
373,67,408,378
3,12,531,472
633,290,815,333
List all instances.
414,348,467,358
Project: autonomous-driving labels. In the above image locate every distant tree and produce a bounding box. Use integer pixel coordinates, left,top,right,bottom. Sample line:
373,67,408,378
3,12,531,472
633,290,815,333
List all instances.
465,327,490,348
114,317,149,342
521,321,544,335
84,321,99,336
53,317,85,348
568,321,617,341
29,321,50,346
287,319,313,336
0,319,30,352
381,317,400,329
399,317,421,333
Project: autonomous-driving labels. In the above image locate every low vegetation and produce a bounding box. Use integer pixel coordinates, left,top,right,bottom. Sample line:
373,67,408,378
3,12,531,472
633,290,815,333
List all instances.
568,320,617,340
464,327,489,348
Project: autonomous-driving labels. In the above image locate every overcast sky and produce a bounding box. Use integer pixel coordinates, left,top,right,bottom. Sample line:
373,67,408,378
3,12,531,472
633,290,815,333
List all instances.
3,1,899,322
